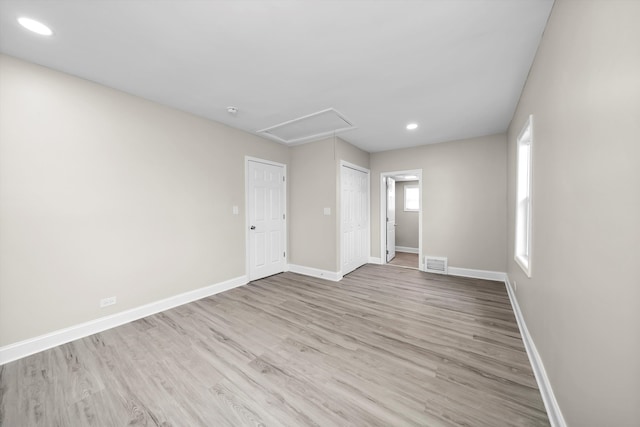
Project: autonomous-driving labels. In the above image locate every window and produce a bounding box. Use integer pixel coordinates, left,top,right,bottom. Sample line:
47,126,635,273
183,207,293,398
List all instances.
404,185,419,211
515,115,533,277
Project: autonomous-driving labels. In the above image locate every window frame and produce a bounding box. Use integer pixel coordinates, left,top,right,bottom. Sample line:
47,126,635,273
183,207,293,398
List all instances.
404,184,419,212
515,115,533,277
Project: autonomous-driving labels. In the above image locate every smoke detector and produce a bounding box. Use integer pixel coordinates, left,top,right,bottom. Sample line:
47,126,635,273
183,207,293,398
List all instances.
227,106,238,115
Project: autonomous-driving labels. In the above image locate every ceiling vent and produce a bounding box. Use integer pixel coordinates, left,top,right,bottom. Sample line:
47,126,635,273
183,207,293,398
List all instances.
425,256,448,275
257,108,356,145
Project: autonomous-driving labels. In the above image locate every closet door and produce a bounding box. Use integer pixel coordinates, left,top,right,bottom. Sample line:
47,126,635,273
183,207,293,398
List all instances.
341,163,369,275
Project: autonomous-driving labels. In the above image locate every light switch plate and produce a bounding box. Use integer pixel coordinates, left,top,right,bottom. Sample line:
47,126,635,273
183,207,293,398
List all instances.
232,205,239,215
323,207,331,216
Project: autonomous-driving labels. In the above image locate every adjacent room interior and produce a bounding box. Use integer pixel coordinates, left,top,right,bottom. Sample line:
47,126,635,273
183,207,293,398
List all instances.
1,1,638,426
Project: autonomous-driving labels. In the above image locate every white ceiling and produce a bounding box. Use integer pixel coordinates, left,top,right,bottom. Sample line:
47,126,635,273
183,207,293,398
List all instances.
0,0,554,153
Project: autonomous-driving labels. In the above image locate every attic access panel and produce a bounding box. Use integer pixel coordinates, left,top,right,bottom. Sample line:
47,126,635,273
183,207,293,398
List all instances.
257,108,356,145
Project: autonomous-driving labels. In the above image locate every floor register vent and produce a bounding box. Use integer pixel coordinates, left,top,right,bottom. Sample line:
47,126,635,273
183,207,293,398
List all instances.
425,256,448,274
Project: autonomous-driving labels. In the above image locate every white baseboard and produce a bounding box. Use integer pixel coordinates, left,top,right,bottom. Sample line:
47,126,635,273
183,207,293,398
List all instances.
368,257,383,265
287,264,342,282
395,246,419,254
504,275,566,427
447,266,507,282
0,275,248,365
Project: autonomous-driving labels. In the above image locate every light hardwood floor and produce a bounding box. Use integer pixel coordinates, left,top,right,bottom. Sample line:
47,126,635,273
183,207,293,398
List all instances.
388,252,420,269
0,264,549,426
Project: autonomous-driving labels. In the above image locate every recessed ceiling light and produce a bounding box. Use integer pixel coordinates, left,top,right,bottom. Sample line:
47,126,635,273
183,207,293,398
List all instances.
406,123,418,130
17,17,53,36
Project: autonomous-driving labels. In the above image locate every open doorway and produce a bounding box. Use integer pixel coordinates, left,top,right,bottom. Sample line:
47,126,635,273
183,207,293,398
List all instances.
380,170,422,270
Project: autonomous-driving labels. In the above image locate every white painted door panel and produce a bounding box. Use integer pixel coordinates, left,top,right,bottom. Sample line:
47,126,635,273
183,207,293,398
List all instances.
386,177,396,262
248,160,285,280
341,165,369,275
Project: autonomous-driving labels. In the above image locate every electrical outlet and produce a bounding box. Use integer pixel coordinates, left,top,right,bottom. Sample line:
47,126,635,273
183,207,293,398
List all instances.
100,296,117,308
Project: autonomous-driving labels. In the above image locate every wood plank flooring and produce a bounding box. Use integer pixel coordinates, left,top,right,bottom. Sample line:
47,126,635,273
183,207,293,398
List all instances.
0,264,549,426
388,252,420,269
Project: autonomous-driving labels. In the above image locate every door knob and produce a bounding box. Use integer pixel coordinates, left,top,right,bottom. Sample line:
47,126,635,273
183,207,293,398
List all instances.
250,225,256,230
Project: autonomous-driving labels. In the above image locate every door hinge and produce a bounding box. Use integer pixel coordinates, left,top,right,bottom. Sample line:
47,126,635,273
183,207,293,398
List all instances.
283,213,285,220
283,251,286,257
283,176,285,182
386,250,389,254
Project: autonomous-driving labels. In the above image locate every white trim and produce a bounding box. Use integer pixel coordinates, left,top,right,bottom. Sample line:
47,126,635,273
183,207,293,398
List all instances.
447,267,507,282
245,157,287,281
340,160,370,175
514,114,533,278
504,275,567,427
256,108,357,145
380,169,423,270
395,246,418,254
515,254,532,278
368,257,383,264
0,275,248,365
287,264,343,282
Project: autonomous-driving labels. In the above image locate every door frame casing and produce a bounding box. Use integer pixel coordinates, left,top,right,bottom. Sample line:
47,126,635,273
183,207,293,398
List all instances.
385,176,396,263
339,160,371,276
245,156,288,281
379,169,423,270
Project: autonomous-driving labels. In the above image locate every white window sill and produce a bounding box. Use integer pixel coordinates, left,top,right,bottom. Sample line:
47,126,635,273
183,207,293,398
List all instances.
515,254,532,278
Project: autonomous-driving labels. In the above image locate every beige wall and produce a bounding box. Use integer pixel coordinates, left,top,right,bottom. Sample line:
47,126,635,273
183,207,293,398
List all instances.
506,1,640,425
289,138,337,271
0,55,370,347
336,137,370,170
370,134,507,271
0,55,290,346
394,181,419,249
289,137,369,273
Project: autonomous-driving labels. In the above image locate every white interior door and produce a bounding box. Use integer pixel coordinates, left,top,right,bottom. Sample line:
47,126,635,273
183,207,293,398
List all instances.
341,164,369,275
386,177,396,262
248,160,285,280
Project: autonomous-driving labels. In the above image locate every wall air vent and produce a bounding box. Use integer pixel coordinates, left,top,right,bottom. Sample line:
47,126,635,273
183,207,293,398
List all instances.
257,108,356,145
425,256,448,274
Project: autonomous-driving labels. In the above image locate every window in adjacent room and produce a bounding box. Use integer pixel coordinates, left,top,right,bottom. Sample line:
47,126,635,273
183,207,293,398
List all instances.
515,115,533,277
404,185,419,211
